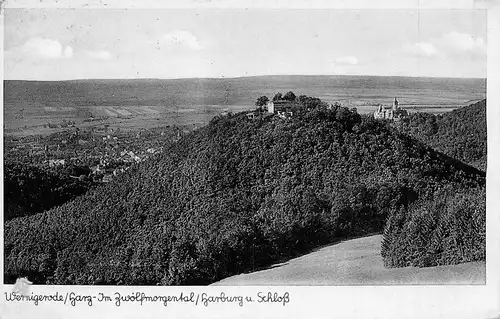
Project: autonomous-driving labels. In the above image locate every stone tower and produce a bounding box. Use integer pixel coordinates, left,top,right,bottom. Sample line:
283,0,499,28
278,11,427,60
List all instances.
392,97,399,111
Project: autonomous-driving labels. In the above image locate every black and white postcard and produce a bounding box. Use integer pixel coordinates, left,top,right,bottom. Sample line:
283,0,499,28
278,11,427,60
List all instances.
1,0,499,318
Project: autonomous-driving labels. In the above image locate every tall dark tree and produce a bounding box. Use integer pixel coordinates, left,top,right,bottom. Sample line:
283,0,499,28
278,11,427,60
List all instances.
255,96,269,107
272,92,283,101
283,91,296,101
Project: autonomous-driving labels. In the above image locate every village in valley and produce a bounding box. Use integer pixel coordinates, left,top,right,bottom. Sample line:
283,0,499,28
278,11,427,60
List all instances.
4,124,189,184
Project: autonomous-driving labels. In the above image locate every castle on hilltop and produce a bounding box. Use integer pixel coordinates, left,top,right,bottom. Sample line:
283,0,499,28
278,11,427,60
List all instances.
374,97,408,120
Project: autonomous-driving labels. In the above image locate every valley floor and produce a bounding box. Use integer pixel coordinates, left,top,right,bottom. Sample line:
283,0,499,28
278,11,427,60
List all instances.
212,235,485,285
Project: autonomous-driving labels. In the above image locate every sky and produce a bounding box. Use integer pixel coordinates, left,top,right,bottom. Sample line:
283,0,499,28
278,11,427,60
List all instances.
3,8,487,80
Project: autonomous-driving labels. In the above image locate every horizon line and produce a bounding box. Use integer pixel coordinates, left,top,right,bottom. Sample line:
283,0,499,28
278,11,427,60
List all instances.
3,74,487,82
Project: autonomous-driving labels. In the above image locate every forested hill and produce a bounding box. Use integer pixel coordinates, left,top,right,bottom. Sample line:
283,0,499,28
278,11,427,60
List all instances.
4,107,485,285
398,99,487,171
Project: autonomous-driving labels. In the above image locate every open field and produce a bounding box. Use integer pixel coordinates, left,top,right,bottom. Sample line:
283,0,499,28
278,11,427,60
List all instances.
212,235,486,285
4,75,486,136
3,104,251,137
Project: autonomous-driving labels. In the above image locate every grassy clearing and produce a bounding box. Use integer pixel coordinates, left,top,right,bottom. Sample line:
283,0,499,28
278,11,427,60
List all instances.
213,235,485,285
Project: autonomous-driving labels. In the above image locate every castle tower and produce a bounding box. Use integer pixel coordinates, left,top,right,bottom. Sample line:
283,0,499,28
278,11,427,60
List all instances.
392,97,399,110
267,101,275,114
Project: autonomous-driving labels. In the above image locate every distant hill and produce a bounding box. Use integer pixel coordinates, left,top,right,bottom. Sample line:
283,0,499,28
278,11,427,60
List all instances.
4,106,485,285
398,99,487,170
3,76,486,137
3,75,486,109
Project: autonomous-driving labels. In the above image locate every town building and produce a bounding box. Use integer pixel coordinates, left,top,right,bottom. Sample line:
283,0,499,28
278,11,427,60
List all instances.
102,174,113,183
374,98,408,120
48,159,65,167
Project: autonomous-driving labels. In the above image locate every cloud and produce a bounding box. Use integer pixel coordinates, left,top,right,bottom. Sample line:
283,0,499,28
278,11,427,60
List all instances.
402,42,442,58
439,32,486,57
402,32,485,60
63,46,74,58
86,50,113,60
158,30,202,50
333,56,358,65
18,38,73,59
331,56,362,76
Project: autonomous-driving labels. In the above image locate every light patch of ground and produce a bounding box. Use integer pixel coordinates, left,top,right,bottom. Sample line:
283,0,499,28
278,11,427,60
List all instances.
212,235,485,286
141,106,161,114
60,107,76,111
43,106,76,112
175,108,197,113
102,108,118,117
110,107,133,116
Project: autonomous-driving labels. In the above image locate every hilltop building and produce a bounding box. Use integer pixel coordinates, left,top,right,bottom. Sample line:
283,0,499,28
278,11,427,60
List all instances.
265,101,295,118
374,98,408,120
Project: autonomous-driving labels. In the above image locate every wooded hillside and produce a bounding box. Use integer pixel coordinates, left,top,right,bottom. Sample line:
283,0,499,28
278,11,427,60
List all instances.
4,105,485,285
398,99,486,171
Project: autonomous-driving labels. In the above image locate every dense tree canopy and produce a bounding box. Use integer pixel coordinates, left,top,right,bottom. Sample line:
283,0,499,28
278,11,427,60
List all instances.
283,91,297,101
4,162,93,221
272,92,283,101
4,104,485,285
382,186,485,268
382,99,487,268
255,96,269,107
398,100,486,171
